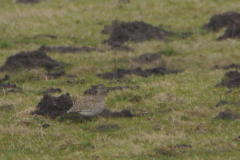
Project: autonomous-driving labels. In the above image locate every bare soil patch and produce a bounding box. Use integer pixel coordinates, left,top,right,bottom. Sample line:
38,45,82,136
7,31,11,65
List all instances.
39,45,104,54
214,109,240,120
0,49,62,72
30,93,73,118
204,12,240,32
102,20,191,49
102,21,174,46
203,12,240,40
213,63,240,70
96,67,183,79
215,70,240,88
0,81,22,92
217,20,240,40
84,84,140,95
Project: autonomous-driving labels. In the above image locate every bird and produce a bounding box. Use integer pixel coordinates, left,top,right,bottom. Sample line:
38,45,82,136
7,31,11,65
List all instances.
67,85,108,117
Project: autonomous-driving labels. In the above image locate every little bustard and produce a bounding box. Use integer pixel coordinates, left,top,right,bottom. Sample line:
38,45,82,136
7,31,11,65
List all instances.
67,85,108,117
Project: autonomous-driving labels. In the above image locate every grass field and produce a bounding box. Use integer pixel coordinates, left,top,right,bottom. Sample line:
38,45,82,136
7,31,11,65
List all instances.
1,0,240,159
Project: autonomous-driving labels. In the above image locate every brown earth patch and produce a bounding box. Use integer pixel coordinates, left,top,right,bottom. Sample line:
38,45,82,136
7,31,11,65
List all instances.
84,84,140,95
0,49,62,72
203,12,240,32
214,109,240,120
96,67,183,79
102,21,174,46
30,93,73,118
39,45,104,54
217,20,240,40
213,63,240,70
215,70,240,88
0,81,22,92
102,20,191,48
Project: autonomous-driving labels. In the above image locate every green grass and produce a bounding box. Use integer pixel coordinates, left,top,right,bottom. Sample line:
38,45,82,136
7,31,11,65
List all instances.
1,0,240,159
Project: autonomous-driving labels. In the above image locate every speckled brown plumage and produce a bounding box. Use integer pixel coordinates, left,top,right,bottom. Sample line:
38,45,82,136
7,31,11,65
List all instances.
67,85,107,117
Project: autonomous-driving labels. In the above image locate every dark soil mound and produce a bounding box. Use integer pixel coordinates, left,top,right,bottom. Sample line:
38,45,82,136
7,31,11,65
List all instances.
99,108,134,118
0,49,61,72
217,20,240,40
203,12,240,32
44,88,62,94
131,52,162,64
0,81,22,92
215,70,240,88
213,63,240,69
31,93,73,118
95,124,120,132
16,0,41,3
214,109,240,120
96,67,183,79
84,84,140,95
102,21,174,45
215,100,235,107
39,45,104,53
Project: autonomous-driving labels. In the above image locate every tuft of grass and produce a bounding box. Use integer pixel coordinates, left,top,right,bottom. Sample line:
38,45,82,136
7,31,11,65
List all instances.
0,40,12,49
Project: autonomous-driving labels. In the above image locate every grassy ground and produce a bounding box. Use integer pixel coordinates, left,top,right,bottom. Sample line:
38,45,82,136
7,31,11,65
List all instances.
1,0,240,159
